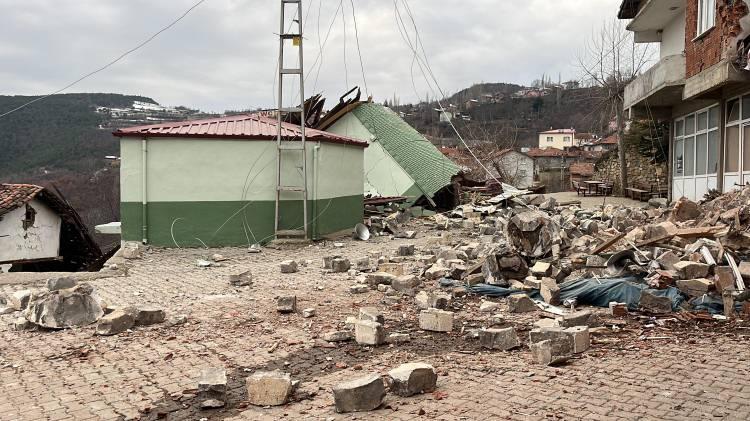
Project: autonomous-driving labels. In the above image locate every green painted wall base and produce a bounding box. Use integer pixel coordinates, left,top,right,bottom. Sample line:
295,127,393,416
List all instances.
121,195,363,247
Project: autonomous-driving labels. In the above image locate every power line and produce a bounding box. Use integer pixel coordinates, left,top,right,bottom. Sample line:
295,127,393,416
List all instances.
349,0,369,96
0,0,208,120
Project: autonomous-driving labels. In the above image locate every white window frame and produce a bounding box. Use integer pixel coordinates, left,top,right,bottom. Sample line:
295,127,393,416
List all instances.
674,104,719,200
697,0,716,37
563,136,570,142
547,136,554,143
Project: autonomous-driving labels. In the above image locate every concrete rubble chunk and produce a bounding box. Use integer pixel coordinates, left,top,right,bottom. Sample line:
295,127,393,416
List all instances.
540,280,561,306
198,367,227,403
479,327,520,350
609,302,628,317
355,320,385,345
365,272,397,288
479,300,501,313
534,318,560,329
46,277,77,292
639,291,673,313
9,289,32,311
676,278,714,296
13,317,33,331
671,197,702,222
508,294,537,313
200,399,225,409
398,244,416,256
391,275,420,292
356,257,370,271
564,326,590,353
276,295,297,313
387,333,411,343
332,374,385,413
530,340,571,366
673,261,709,280
228,271,253,287
387,363,437,397
419,309,453,332
323,255,342,269
530,261,552,277
424,265,448,280
95,309,135,336
505,211,562,258
331,258,351,273
246,370,294,406
558,310,592,328
24,284,103,329
349,285,369,294
323,330,353,342
359,307,385,324
133,306,166,326
302,308,316,318
656,251,681,272
280,260,298,273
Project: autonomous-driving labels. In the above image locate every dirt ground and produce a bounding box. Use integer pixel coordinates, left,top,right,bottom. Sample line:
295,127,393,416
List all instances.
1,219,750,421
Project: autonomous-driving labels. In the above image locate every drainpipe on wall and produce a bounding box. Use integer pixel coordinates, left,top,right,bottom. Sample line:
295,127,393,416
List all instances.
142,138,148,244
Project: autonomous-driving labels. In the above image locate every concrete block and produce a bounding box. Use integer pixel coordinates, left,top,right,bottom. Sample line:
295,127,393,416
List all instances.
387,363,437,397
419,309,453,332
332,374,385,413
479,327,520,350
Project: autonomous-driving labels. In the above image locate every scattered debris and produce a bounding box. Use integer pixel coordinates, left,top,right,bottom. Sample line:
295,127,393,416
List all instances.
246,370,294,406
332,374,385,413
387,363,437,397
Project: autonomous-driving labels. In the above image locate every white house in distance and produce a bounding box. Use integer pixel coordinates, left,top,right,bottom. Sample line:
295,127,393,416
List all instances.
538,128,578,150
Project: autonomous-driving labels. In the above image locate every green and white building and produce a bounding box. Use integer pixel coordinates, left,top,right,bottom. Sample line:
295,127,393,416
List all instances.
114,114,367,247
322,102,460,207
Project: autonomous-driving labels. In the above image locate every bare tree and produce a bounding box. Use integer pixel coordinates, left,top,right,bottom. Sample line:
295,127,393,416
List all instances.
578,19,654,193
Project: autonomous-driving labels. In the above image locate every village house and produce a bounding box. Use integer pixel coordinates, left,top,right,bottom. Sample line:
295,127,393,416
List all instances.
580,134,619,152
0,184,102,272
441,147,536,189
538,128,579,150
619,0,750,201
113,114,368,247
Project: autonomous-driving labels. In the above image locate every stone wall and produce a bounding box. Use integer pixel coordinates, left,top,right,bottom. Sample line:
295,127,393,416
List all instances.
592,145,668,194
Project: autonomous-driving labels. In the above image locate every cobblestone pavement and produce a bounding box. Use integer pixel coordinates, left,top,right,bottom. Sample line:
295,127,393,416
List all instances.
1,225,750,421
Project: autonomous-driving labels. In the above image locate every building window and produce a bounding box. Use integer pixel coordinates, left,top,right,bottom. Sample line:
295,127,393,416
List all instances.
674,104,719,178
697,0,715,36
546,137,553,143
724,94,750,178
22,204,36,230
563,136,570,142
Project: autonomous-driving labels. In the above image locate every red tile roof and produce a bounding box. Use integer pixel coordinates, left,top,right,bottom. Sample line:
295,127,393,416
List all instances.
0,184,44,216
569,162,595,176
113,114,368,148
599,134,619,144
526,148,566,157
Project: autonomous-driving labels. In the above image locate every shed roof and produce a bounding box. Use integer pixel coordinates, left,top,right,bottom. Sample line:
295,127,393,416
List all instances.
113,113,367,148
352,103,460,200
0,184,44,216
569,162,596,176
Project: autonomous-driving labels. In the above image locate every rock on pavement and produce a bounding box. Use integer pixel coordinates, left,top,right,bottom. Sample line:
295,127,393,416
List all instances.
95,309,135,336
246,370,294,406
419,309,453,332
332,374,385,413
479,327,520,350
24,284,104,329
508,294,537,313
387,363,437,397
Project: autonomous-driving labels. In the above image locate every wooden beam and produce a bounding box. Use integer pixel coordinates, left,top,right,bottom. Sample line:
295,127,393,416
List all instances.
592,231,627,255
0,256,64,265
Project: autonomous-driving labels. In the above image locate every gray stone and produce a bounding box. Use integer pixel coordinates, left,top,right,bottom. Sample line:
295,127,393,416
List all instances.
358,307,384,324
302,308,316,318
386,333,411,343
391,275,420,292
9,289,32,311
530,339,572,366
134,306,166,326
200,399,225,409
24,284,103,329
198,367,227,402
558,310,592,328
398,244,415,256
387,363,437,397
276,296,297,313
95,309,135,335
648,197,668,208
349,285,369,294
656,251,681,271
332,374,385,413
540,280,561,306
365,272,397,288
530,261,552,277
419,309,453,332
323,255,342,269
479,300,500,313
228,271,253,287
331,258,351,273
563,326,590,353
508,294,536,313
246,370,293,406
280,260,298,273
355,320,385,345
673,261,709,280
323,330,353,342
424,265,448,280
355,257,370,271
639,291,673,313
13,317,33,331
676,278,714,296
479,327,520,350
46,277,77,292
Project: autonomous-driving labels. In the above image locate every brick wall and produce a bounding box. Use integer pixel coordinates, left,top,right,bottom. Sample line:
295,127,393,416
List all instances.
592,145,668,194
685,0,748,78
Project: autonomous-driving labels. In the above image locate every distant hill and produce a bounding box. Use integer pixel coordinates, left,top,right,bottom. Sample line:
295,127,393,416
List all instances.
0,93,215,178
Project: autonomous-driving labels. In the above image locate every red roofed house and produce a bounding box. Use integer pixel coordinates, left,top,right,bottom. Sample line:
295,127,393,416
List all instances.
112,113,368,247
0,184,102,272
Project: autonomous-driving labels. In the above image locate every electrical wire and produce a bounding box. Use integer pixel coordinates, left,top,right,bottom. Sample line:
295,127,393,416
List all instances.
349,0,369,96
0,0,208,120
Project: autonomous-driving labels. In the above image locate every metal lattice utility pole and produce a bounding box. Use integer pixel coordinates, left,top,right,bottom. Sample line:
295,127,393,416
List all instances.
274,0,308,240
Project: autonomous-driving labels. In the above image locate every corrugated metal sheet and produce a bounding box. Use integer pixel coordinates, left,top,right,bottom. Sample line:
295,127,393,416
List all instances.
113,113,367,147
352,103,460,201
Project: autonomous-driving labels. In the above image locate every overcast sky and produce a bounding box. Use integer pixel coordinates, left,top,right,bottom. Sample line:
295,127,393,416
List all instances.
0,0,623,113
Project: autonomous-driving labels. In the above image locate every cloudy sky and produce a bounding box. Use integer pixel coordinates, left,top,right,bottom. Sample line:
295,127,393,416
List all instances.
0,0,623,113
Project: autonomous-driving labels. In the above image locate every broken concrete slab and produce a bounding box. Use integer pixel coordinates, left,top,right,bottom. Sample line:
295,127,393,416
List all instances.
508,294,536,313
24,284,103,329
398,244,416,256
228,271,253,287
676,278,714,296
280,260,298,273
387,363,437,397
419,309,453,332
365,272,398,288
95,309,135,336
246,370,294,406
355,320,385,345
639,291,673,313
276,296,297,313
673,261,710,280
46,277,77,292
9,289,32,311
198,367,227,403
331,258,351,273
332,374,385,413
558,310,592,328
391,275,420,292
530,261,552,277
563,326,590,353
358,307,384,324
479,327,520,350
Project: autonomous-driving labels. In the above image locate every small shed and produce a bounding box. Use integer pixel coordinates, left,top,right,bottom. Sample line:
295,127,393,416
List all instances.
0,184,102,271
113,114,368,247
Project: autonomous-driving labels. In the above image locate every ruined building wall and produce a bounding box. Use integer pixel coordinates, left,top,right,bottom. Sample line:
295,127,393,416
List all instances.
685,0,749,78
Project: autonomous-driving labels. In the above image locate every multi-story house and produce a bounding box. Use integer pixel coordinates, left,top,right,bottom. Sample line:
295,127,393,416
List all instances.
619,0,750,201
538,128,579,150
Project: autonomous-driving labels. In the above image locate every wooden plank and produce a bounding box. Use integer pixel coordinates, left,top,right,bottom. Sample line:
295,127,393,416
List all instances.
592,231,627,255
636,233,675,248
0,256,64,265
675,227,724,238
